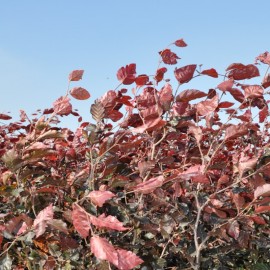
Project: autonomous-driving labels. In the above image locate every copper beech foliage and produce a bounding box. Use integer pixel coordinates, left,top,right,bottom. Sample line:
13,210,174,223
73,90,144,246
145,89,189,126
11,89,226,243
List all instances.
1,40,270,270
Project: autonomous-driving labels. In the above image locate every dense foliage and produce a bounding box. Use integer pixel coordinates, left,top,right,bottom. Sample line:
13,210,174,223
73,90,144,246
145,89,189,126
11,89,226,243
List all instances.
1,39,270,270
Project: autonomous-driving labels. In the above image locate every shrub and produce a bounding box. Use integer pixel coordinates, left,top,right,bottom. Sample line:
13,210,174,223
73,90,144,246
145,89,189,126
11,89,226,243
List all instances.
1,39,270,270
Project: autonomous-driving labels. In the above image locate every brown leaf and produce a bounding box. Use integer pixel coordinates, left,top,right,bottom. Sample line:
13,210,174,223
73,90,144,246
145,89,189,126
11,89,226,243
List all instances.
90,101,105,122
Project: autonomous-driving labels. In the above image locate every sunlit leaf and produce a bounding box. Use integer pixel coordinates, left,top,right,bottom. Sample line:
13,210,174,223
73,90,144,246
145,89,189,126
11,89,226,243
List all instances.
254,184,270,199
217,80,234,92
72,203,91,238
88,191,115,207
243,85,264,99
256,51,270,65
53,96,72,116
197,95,218,116
133,175,164,194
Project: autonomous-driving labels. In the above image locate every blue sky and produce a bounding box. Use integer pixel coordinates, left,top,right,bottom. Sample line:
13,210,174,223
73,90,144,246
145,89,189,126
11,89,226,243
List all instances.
1,1,270,130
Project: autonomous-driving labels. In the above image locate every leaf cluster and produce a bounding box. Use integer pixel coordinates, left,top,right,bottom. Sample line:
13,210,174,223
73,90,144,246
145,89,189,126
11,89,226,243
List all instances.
1,41,270,270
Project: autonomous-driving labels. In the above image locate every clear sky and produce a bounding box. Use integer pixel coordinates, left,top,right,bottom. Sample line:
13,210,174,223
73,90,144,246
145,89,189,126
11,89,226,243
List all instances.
1,1,270,130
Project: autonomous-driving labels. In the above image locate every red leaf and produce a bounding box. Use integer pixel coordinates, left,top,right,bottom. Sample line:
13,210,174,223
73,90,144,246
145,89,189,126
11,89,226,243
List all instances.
197,95,219,116
132,117,166,133
172,102,189,115
133,175,164,194
19,110,27,122
224,124,248,141
107,110,123,122
90,214,129,231
227,64,259,80
88,191,115,207
68,70,84,81
174,38,187,47
191,174,210,184
33,204,54,238
91,236,118,265
250,215,266,225
243,85,264,99
236,110,252,122
227,221,240,240
262,73,270,89
188,125,202,143
135,74,149,86
232,194,245,211
226,63,247,71
238,157,258,177
159,49,180,65
259,106,268,123
228,88,245,103
256,51,270,65
254,184,270,199
90,236,143,270
159,83,173,111
201,68,218,78
70,87,90,100
217,175,230,189
154,67,167,83
117,64,136,85
174,64,197,84
0,113,12,120
53,96,72,116
117,249,144,270
255,205,270,213
26,142,50,151
72,203,91,238
176,89,207,102
218,101,234,108
217,80,234,92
